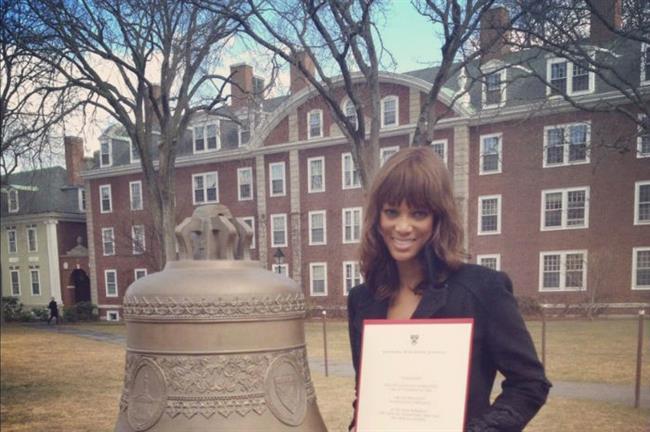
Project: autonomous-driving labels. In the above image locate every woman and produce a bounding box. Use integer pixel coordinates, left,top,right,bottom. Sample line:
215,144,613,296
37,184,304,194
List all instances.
347,147,550,431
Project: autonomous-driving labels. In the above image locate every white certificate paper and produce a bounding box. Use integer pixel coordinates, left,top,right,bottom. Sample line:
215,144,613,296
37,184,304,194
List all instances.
356,319,474,432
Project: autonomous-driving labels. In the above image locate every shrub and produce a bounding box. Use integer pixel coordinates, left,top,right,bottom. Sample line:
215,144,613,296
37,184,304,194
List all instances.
1,297,25,322
516,296,543,318
32,307,50,322
63,301,99,322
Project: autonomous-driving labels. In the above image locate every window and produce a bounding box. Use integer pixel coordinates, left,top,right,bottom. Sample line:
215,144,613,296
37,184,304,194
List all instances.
241,217,256,249
132,225,145,254
309,210,327,245
78,188,86,212
308,110,323,139
641,44,650,85
10,270,20,295
240,124,250,146
271,214,287,247
547,58,593,96
100,185,112,213
272,264,289,277
343,207,362,243
129,141,139,163
309,263,327,296
381,96,398,128
344,100,358,129
192,172,219,204
342,153,361,189
130,181,143,211
193,123,219,153
100,140,112,167
430,140,448,166
632,247,650,290
269,162,286,197
380,146,399,166
308,157,325,193
8,189,19,213
134,268,148,280
26,225,37,253
635,181,650,225
541,187,589,230
638,115,650,158
237,167,253,200
105,270,118,297
483,70,505,107
480,133,502,174
478,195,501,235
543,122,590,167
30,269,40,295
540,251,587,291
7,229,17,254
102,228,115,256
343,261,362,295
107,311,120,321
477,254,501,271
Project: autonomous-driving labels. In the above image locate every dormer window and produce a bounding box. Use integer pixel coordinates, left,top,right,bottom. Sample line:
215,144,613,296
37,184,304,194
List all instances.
100,141,112,167
308,110,323,139
642,43,650,85
483,70,506,107
8,189,19,213
344,100,358,130
381,96,398,128
129,141,139,163
547,57,594,97
193,123,219,153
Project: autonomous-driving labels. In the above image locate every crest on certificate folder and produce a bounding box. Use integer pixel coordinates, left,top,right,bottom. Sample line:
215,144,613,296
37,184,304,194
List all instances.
410,334,419,345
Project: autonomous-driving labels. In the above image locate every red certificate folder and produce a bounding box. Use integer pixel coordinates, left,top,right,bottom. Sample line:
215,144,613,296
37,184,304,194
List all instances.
355,319,474,431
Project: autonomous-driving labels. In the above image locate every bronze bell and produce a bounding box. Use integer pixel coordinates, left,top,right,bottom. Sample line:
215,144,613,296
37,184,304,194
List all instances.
115,204,328,431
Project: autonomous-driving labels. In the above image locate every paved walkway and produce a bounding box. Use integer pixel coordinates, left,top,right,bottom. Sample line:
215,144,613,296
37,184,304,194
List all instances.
29,323,650,409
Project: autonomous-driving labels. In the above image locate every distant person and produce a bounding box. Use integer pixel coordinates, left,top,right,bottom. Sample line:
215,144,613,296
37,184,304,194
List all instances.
47,298,59,325
347,147,550,431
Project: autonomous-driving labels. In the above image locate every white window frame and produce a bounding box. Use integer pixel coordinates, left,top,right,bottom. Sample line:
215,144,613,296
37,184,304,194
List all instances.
540,187,590,231
307,156,326,193
343,99,358,130
132,225,146,255
546,57,594,97
477,254,501,271
342,207,362,244
7,229,17,254
343,261,362,296
99,184,113,213
192,123,220,153
632,247,650,290
539,250,588,292
307,109,323,139
100,140,112,167
482,68,507,108
237,167,254,201
30,269,41,296
308,210,327,246
10,269,20,295
638,114,650,158
105,269,118,297
270,213,288,248
241,217,256,249
269,162,286,197
129,181,143,211
192,172,219,205
430,139,448,166
26,225,38,253
341,152,361,190
272,264,289,277
8,189,19,213
134,268,148,280
380,146,399,167
309,262,328,296
543,122,591,168
106,311,120,321
102,227,115,256
129,140,139,164
381,95,399,128
78,188,86,212
635,180,650,225
478,195,502,235
641,43,650,85
479,133,503,175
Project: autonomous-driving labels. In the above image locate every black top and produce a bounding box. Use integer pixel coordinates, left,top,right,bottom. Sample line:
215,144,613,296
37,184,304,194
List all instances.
347,263,551,431
48,300,59,316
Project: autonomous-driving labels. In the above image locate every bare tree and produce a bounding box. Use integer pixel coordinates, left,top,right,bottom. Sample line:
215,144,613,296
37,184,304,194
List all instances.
13,0,239,267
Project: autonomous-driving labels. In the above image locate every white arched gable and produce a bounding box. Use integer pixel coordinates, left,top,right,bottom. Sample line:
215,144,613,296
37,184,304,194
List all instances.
250,71,473,149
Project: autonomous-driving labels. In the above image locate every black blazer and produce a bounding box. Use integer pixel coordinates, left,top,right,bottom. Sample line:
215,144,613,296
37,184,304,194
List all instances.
347,264,551,431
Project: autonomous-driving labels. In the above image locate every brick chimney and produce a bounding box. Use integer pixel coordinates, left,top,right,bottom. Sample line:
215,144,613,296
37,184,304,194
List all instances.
479,7,511,64
64,136,84,186
590,0,622,44
290,51,315,94
230,63,254,110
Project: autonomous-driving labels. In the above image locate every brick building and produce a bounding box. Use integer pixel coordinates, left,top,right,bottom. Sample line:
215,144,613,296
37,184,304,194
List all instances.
83,7,649,320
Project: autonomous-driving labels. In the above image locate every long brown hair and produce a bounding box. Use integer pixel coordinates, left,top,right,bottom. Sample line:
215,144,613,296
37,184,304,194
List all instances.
359,147,465,299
